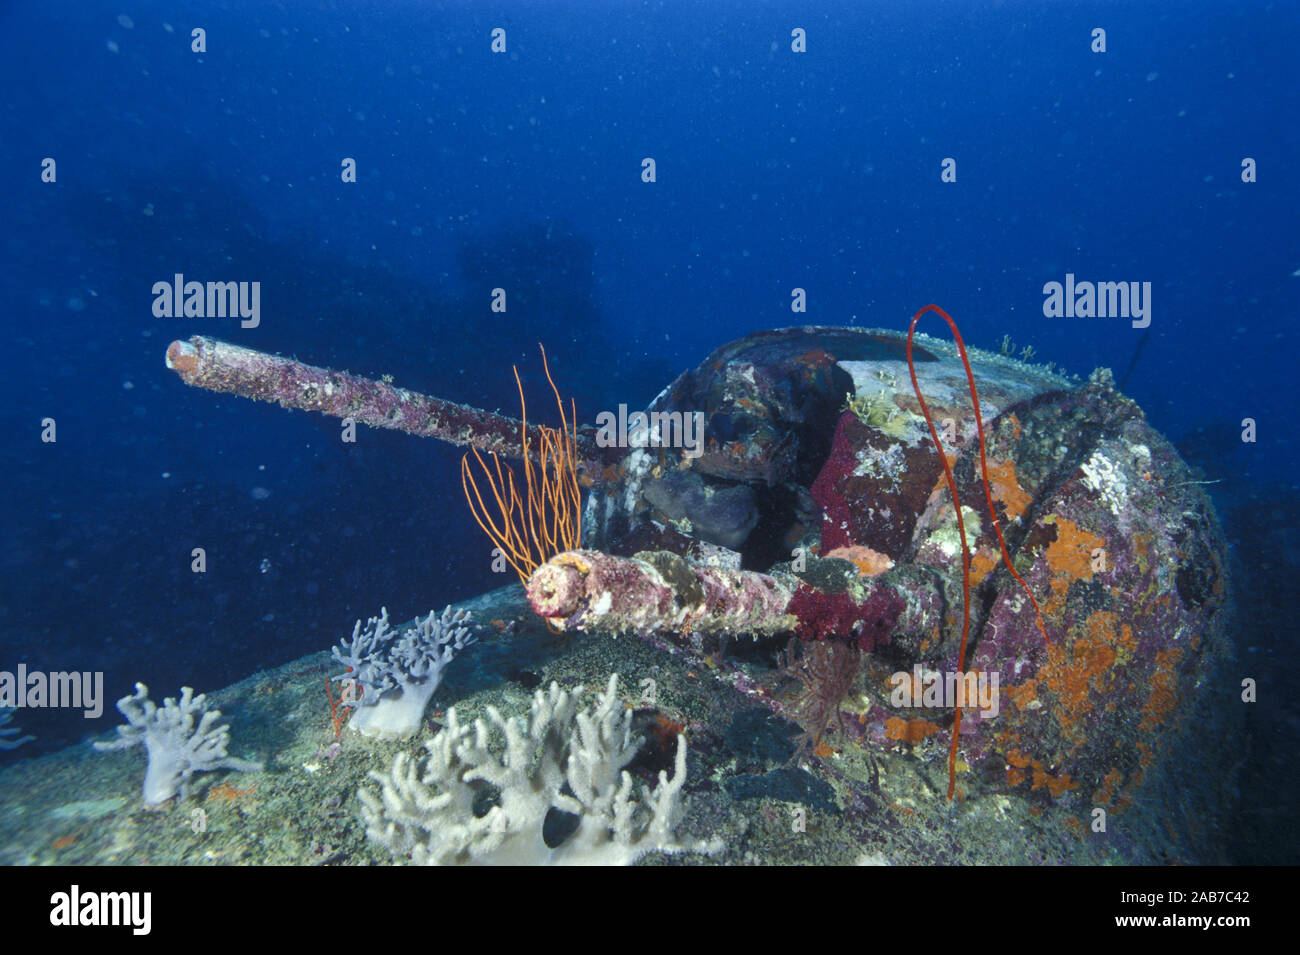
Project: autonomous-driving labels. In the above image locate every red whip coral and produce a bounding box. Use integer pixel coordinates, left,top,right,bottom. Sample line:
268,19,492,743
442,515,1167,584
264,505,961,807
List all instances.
906,304,1049,800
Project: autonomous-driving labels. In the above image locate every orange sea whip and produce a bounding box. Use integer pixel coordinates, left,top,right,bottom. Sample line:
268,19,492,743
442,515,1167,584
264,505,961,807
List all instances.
906,304,1048,800
461,345,582,586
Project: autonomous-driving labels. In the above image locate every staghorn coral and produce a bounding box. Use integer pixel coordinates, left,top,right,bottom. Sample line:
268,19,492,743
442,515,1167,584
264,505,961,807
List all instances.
94,684,262,805
359,674,714,865
331,605,476,738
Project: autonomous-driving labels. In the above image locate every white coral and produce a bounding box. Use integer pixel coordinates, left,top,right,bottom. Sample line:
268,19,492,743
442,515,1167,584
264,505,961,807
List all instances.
332,606,475,738
1080,450,1129,516
359,674,711,865
94,684,262,805
0,707,33,750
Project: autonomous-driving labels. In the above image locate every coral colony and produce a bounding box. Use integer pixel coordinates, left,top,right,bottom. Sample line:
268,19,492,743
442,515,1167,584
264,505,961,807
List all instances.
331,606,476,738
94,684,262,806
461,344,583,586
0,707,33,750
360,675,708,865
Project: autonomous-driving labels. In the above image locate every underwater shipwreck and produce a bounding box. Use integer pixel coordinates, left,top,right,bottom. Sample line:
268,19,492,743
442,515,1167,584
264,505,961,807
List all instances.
0,310,1240,866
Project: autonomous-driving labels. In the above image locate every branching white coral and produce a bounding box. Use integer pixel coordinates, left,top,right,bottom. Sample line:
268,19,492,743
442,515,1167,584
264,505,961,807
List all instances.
94,684,263,805
359,674,713,865
331,605,476,738
0,707,33,750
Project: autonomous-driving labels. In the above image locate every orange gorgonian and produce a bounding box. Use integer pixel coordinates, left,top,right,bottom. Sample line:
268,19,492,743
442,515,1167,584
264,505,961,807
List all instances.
461,345,582,586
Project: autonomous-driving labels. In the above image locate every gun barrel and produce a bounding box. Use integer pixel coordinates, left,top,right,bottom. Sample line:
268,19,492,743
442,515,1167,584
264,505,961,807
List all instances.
165,336,608,478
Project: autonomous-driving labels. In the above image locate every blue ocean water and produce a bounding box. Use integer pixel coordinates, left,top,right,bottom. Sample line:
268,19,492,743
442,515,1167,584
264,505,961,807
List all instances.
0,2,1296,862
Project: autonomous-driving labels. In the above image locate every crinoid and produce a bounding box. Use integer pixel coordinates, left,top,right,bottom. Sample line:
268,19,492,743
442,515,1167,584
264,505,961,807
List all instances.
461,344,582,586
906,304,1049,800
782,637,863,758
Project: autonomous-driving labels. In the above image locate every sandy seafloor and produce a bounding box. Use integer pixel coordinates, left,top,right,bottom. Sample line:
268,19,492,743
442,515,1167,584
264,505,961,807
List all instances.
0,584,1237,866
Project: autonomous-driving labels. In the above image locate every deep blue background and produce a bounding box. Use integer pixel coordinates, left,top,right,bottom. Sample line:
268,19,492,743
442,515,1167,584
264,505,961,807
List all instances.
1,0,1296,823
